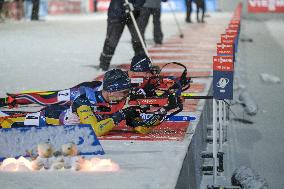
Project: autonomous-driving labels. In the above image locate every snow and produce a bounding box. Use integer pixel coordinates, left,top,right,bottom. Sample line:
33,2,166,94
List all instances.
0,125,104,158
0,12,231,189
260,73,281,83
231,166,268,189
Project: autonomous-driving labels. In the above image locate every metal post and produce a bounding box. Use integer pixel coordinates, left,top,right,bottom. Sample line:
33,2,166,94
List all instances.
219,100,223,152
223,101,227,142
124,0,150,58
213,99,218,185
167,0,184,38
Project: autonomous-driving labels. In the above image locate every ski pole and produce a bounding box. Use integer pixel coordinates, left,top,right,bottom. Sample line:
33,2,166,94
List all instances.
167,0,184,38
124,0,150,59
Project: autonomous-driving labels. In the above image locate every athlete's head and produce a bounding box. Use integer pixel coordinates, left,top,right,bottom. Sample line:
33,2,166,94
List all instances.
129,54,160,78
102,68,131,102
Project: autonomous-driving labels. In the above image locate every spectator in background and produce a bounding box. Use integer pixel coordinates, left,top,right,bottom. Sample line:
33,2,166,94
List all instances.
0,0,5,22
196,0,205,23
185,0,192,23
94,0,97,12
31,0,39,20
16,0,24,20
136,0,167,45
99,0,145,71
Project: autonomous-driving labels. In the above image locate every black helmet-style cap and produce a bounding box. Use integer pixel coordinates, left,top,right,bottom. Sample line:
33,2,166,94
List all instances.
103,69,131,92
130,54,152,72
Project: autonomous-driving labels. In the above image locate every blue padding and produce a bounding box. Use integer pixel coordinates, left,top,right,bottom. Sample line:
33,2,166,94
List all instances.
0,124,105,161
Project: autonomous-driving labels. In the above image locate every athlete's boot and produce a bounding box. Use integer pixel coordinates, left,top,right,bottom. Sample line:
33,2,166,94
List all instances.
0,98,6,107
99,53,112,71
0,96,16,108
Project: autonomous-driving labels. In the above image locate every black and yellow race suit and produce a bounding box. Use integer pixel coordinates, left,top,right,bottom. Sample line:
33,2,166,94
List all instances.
0,82,166,136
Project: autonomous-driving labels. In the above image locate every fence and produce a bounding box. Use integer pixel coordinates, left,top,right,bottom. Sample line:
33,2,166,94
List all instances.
175,4,242,189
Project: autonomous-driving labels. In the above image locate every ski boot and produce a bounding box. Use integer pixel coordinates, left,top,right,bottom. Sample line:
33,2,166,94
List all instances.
0,96,17,108
197,16,200,23
99,53,112,71
185,17,191,23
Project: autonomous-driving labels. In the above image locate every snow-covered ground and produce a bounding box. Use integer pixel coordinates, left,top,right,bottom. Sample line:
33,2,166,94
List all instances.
0,12,231,96
0,12,197,96
0,12,230,189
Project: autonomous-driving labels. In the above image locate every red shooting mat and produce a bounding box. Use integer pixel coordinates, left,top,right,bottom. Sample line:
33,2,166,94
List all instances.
183,101,198,112
151,55,212,62
98,98,199,141
95,23,217,141
98,121,190,141
166,38,219,44
160,43,215,49
159,71,211,78
148,48,215,54
154,62,212,69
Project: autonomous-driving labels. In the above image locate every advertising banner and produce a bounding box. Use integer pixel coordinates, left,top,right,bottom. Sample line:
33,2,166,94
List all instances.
248,0,284,13
213,71,234,100
213,3,241,100
213,56,234,100
221,34,237,44
213,56,234,72
217,43,234,55
97,0,110,12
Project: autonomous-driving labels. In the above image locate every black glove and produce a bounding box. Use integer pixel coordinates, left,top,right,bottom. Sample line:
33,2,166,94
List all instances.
143,83,157,97
130,88,146,100
165,94,179,111
123,1,134,13
0,96,16,108
120,107,139,118
123,107,141,126
111,106,140,125
142,108,167,127
71,95,92,113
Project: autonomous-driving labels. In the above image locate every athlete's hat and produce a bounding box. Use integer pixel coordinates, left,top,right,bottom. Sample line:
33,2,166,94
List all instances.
130,54,152,72
103,69,131,92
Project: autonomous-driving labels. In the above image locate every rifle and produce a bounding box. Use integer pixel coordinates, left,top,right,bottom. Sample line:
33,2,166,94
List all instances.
93,62,214,123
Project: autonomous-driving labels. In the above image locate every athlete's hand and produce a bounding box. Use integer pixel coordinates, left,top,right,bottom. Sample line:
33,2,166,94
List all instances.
120,107,141,127
112,107,139,125
130,88,146,99
165,94,179,111
121,107,140,120
123,1,134,13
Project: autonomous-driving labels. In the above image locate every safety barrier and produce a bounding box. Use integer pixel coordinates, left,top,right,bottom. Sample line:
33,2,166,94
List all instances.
210,3,242,187
175,3,243,189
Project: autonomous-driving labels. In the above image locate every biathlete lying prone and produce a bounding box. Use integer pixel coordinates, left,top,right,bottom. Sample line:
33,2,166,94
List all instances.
0,54,190,136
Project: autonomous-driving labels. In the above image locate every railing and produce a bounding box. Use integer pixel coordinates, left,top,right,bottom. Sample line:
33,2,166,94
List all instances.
175,3,243,189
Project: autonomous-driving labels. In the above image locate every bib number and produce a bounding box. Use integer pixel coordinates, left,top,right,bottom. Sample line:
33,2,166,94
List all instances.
58,89,71,102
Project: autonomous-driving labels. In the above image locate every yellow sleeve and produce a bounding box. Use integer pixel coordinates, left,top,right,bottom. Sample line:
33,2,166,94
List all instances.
76,105,116,137
46,117,60,125
134,126,153,134
0,115,60,128
129,117,157,134
0,117,25,128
